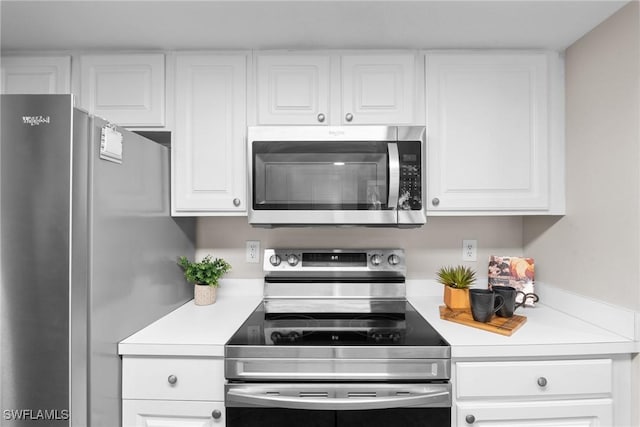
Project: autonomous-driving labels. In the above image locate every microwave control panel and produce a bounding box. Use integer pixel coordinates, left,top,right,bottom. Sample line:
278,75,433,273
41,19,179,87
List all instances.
397,141,422,210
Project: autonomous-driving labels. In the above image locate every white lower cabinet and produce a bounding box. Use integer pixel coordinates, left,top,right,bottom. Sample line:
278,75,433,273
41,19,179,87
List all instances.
457,399,612,426
123,400,224,427
122,356,225,427
454,359,614,426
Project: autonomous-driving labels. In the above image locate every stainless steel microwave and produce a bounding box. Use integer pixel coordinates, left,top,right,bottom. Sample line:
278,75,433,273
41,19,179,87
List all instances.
248,126,426,228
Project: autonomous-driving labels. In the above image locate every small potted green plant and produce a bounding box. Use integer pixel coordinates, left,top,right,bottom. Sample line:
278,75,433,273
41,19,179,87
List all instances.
178,255,231,305
437,265,476,311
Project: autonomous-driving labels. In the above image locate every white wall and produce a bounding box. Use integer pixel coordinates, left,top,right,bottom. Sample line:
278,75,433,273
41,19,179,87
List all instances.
524,1,640,311
196,216,523,282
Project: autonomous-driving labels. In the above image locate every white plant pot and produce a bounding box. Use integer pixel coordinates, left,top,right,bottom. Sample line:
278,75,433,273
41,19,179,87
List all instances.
194,284,217,305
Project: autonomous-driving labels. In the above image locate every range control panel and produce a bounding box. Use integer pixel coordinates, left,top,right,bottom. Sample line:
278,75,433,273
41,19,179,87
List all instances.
263,249,405,276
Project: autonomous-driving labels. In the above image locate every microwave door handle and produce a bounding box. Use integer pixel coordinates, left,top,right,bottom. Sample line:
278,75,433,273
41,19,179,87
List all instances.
387,142,400,210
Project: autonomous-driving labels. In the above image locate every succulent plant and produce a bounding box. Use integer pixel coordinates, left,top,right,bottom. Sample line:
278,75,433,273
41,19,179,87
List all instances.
436,265,476,289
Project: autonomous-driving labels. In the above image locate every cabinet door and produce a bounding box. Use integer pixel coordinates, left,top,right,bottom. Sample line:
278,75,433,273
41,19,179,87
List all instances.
123,399,224,427
80,54,165,126
426,52,551,213
456,399,612,426
1,56,70,94
341,54,415,125
256,54,331,125
173,54,247,214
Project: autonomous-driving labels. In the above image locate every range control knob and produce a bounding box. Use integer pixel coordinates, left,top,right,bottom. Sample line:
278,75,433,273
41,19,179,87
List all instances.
270,332,283,343
370,254,382,266
388,254,400,266
287,254,299,266
269,254,281,266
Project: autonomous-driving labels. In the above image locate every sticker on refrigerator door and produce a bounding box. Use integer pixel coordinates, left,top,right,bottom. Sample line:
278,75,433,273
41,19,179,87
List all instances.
100,125,123,164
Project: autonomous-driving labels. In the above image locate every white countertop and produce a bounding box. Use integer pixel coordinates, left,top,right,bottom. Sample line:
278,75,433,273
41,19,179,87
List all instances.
118,294,262,357
118,280,638,359
409,296,636,358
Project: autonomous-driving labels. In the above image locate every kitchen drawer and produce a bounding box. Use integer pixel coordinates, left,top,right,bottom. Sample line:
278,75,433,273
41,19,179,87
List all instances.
122,356,224,401
123,399,225,426
455,398,613,426
456,359,612,399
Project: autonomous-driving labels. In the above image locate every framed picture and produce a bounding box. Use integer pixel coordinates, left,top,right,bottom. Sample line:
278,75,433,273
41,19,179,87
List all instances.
488,256,536,306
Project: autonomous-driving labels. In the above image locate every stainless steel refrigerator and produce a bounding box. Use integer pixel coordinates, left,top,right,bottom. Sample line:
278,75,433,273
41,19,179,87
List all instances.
0,94,195,426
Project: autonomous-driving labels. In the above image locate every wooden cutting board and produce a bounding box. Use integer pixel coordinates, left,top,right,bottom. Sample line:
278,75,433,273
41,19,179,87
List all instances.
439,305,527,336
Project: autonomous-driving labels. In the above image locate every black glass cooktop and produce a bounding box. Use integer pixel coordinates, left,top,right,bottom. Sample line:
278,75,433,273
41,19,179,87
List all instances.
226,300,449,348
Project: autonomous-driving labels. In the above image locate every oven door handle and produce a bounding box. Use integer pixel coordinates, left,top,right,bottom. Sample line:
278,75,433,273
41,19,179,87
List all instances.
387,142,400,210
226,388,450,410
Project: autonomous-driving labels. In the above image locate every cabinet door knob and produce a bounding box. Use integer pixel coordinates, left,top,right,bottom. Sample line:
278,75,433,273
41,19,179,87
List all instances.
432,197,440,207
233,198,241,207
465,414,476,424
211,409,222,419
167,375,177,385
345,113,354,122
537,376,548,387
317,113,326,123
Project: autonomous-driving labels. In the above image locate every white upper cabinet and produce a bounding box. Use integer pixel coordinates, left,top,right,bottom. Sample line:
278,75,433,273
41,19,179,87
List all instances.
341,54,415,125
255,52,418,125
425,51,564,214
1,56,71,94
256,54,331,125
80,54,165,127
172,53,248,215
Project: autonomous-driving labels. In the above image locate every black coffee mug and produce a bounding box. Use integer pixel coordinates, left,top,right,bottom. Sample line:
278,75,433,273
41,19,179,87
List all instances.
470,289,504,323
492,285,540,317
492,285,526,318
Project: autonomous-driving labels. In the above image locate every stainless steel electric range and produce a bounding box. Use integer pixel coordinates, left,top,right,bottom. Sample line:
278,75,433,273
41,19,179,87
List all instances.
224,249,451,427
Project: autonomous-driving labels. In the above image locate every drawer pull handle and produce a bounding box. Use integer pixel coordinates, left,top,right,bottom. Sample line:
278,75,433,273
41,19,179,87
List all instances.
212,409,222,419
233,198,241,207
317,113,326,123
432,197,440,207
537,376,548,387
167,375,178,385
465,414,476,424
345,113,354,122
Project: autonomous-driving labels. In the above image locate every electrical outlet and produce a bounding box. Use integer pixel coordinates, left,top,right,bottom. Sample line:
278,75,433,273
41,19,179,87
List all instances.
462,239,477,262
246,240,260,263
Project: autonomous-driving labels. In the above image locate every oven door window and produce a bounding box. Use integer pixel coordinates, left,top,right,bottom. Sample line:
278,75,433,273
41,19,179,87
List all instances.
226,408,450,427
252,141,389,210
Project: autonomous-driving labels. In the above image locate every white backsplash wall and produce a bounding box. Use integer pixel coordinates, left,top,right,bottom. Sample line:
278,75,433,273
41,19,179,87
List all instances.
196,216,523,282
